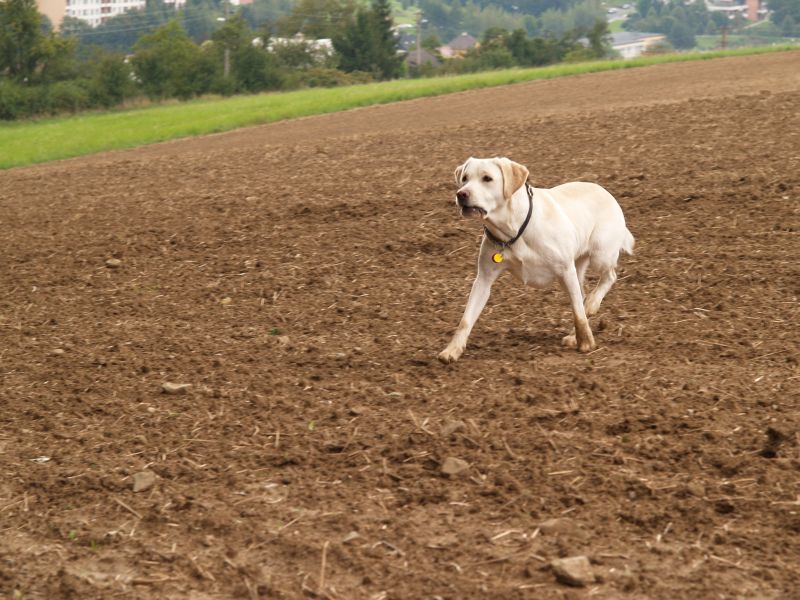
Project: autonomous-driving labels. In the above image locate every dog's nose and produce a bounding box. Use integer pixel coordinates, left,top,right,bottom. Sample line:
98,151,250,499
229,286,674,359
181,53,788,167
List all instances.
456,190,470,205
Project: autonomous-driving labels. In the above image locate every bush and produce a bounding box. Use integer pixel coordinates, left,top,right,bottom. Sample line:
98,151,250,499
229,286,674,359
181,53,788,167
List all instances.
89,53,134,107
0,79,94,119
0,80,27,119
294,68,373,88
132,21,210,100
47,80,91,114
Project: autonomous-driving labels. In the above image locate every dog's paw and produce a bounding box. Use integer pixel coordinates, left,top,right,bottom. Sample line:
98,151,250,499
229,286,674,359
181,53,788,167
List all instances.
577,338,596,353
561,334,577,349
438,347,462,364
584,296,601,317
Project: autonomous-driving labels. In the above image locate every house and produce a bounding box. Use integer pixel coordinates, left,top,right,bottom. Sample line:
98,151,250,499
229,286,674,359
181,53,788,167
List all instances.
58,0,184,29
610,32,667,59
405,48,441,68
706,0,766,21
265,33,335,63
439,32,479,58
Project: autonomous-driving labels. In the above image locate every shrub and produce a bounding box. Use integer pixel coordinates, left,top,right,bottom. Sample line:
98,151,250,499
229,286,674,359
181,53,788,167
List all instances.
295,68,372,88
89,53,134,107
0,80,27,119
47,80,91,114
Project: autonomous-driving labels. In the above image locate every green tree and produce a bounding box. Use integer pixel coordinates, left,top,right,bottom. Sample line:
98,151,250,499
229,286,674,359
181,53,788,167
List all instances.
210,14,283,92
333,0,401,79
667,19,695,48
585,18,611,58
0,0,44,81
769,0,800,29
422,32,442,51
89,50,134,107
277,0,356,38
781,14,797,35
131,20,209,100
368,0,402,78
38,35,80,83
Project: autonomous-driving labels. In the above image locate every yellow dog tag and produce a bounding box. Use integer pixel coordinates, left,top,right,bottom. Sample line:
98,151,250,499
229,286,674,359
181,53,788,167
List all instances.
492,252,504,264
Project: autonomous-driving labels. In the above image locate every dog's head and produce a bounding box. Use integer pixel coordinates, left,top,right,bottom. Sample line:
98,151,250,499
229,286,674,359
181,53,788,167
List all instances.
453,157,529,219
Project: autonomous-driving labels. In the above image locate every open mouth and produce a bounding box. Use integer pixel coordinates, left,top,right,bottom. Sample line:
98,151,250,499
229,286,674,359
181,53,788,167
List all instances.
461,206,486,218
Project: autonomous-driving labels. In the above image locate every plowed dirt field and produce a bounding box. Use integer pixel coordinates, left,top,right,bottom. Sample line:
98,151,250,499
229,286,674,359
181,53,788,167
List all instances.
2,51,800,599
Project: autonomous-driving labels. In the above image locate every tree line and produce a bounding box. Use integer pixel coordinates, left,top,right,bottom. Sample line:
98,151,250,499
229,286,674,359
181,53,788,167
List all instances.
0,0,404,119
0,0,619,120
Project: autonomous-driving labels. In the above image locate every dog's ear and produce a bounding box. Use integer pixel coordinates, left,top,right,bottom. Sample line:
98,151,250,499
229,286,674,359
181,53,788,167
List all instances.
496,157,529,201
454,158,472,186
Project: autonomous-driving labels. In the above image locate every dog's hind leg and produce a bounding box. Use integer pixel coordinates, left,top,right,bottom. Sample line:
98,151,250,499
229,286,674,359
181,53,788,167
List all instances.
575,255,590,296
585,266,617,317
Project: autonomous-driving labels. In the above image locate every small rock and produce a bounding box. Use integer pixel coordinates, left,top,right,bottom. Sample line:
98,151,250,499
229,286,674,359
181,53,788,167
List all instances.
538,518,588,540
441,419,466,437
132,470,156,492
277,336,291,346
551,556,595,587
342,531,361,544
686,481,705,497
161,382,192,395
105,258,122,268
440,456,469,476
349,406,367,416
50,348,65,356
220,297,232,305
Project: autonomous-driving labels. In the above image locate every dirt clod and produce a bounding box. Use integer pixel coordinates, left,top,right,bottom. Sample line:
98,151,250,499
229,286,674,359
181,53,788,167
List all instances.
538,518,587,540
760,427,789,458
440,457,469,476
441,419,466,437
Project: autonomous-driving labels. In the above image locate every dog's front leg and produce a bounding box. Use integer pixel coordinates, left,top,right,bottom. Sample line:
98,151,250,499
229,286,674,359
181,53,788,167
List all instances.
439,251,502,364
560,265,596,353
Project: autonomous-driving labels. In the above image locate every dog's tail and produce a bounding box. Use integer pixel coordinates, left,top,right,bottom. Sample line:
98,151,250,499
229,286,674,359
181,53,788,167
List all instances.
621,228,635,255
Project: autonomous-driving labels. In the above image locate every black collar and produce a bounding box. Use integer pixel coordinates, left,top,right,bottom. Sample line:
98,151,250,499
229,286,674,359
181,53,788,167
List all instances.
483,183,534,249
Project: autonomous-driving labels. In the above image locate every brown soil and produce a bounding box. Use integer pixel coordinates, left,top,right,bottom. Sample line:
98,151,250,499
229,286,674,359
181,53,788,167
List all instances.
2,51,800,599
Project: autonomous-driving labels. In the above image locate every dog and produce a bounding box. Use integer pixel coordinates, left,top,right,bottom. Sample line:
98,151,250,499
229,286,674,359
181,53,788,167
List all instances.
438,157,634,363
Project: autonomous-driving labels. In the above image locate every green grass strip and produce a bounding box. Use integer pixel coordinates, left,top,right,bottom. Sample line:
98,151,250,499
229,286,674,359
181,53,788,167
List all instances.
1,45,797,169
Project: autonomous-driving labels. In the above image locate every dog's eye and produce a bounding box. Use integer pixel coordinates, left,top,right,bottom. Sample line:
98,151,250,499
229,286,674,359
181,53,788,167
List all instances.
482,175,493,182
462,176,467,182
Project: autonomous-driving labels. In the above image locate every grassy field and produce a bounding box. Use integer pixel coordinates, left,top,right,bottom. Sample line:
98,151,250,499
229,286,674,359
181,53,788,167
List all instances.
1,45,797,169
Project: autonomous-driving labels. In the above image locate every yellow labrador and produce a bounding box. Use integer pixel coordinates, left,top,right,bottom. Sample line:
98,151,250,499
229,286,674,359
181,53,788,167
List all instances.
439,157,634,363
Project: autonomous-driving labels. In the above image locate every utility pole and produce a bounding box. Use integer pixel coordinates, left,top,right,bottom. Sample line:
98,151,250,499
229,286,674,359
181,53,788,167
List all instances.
223,0,231,79
416,11,422,69
721,24,728,49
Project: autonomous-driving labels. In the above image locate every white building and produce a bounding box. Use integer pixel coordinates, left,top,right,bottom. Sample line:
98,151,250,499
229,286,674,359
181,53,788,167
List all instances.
610,32,667,59
64,0,185,28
